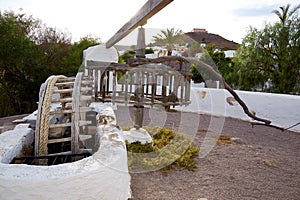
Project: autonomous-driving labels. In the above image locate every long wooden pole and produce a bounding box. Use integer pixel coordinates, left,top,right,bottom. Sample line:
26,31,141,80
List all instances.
105,0,173,48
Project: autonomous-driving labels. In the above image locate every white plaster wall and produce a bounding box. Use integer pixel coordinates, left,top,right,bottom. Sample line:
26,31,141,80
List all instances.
177,87,300,132
0,107,131,200
0,124,34,164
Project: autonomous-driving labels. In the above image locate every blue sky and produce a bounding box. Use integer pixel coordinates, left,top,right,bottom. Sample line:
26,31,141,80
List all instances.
0,0,299,45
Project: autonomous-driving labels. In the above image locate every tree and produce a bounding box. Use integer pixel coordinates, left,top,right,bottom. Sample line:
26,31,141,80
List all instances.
0,11,100,117
234,4,300,93
120,50,136,63
152,28,185,56
190,44,235,86
35,26,72,76
0,11,45,116
63,35,101,76
189,64,205,83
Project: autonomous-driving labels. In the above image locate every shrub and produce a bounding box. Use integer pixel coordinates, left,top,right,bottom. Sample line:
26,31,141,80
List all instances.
125,126,200,173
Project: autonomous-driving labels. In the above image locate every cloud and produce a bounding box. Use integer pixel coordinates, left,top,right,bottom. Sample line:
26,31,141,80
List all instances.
233,4,282,18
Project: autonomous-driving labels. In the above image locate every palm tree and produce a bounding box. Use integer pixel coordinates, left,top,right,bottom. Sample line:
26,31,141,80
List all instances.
272,4,300,27
271,4,300,93
152,28,184,56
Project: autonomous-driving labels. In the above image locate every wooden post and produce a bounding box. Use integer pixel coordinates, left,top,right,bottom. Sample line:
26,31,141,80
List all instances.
146,72,149,96
125,72,128,105
112,70,117,104
180,75,184,104
133,105,144,129
71,72,82,154
129,73,133,93
185,76,191,102
106,71,110,96
94,69,98,98
136,27,146,58
152,74,157,104
173,74,179,98
162,74,167,98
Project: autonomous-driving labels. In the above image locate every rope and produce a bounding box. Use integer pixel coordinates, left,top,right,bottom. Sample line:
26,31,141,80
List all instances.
38,75,66,156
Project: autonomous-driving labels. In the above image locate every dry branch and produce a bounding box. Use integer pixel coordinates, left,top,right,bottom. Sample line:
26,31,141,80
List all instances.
185,57,273,125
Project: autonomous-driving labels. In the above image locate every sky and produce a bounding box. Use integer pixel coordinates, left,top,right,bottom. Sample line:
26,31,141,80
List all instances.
0,0,299,45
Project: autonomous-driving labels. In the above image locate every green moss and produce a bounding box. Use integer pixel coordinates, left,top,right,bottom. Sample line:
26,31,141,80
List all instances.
125,126,200,173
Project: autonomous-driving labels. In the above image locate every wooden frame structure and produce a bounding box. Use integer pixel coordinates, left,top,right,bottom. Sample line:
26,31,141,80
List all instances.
86,57,192,108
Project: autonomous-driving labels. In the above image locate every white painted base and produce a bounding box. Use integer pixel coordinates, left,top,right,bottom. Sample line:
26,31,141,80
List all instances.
0,106,131,200
124,128,153,144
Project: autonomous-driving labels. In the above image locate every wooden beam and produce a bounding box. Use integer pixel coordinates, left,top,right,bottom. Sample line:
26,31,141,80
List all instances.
105,0,173,48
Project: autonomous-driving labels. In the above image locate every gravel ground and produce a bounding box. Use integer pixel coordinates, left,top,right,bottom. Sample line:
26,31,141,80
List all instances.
115,106,300,200
1,108,299,200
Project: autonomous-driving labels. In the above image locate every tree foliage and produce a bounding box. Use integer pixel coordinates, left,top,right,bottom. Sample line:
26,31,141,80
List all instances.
234,4,300,93
0,11,45,116
63,36,100,76
0,11,100,117
189,44,235,85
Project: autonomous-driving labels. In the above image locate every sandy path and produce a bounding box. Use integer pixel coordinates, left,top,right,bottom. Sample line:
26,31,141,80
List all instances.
115,106,300,200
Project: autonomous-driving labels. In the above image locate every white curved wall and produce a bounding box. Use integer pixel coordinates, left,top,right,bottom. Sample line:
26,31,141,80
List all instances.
0,107,130,200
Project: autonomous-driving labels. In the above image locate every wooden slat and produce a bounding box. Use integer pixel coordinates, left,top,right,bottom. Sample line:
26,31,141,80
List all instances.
81,87,93,92
81,80,94,85
48,137,71,144
79,120,92,126
48,151,72,156
105,0,173,48
65,104,94,111
50,109,72,114
50,123,71,129
79,135,92,141
56,77,75,82
52,97,73,103
80,149,92,154
55,82,75,87
80,95,92,102
65,103,72,109
53,88,73,94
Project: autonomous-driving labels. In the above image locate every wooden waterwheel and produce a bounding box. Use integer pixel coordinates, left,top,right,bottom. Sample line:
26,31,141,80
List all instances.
34,72,95,157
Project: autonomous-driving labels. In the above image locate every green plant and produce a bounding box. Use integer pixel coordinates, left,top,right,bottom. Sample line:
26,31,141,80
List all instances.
125,126,200,173
234,4,300,93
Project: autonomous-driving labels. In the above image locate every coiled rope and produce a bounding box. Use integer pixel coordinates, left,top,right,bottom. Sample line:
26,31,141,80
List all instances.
38,75,66,156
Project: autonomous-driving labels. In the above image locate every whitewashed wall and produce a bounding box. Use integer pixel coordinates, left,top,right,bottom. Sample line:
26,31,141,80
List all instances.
0,106,131,200
177,87,300,132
